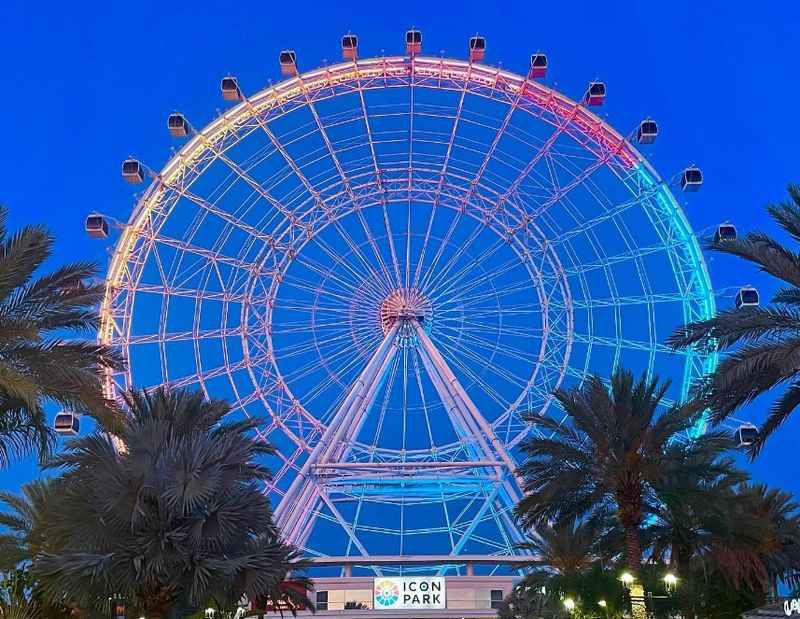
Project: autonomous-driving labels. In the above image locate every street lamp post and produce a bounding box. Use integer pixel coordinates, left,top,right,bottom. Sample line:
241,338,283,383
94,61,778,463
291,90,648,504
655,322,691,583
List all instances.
109,595,126,619
619,572,646,619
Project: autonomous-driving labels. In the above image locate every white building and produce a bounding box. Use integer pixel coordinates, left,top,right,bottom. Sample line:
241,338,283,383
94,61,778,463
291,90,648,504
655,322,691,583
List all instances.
294,555,523,619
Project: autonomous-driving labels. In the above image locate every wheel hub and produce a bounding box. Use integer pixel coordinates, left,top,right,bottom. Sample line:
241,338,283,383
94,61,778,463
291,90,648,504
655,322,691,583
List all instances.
379,288,433,346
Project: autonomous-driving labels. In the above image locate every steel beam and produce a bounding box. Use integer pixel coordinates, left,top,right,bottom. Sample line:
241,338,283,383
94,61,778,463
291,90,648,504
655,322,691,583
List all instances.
274,322,400,543
413,321,524,495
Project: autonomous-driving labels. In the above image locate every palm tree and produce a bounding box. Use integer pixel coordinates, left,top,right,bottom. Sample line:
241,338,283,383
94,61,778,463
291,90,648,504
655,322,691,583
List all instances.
0,386,307,618
645,475,800,617
643,454,764,618
0,480,81,618
515,369,732,617
516,369,730,574
495,588,540,619
646,449,749,577
737,483,800,590
510,518,627,618
0,205,124,464
0,479,55,571
667,184,800,455
515,518,602,586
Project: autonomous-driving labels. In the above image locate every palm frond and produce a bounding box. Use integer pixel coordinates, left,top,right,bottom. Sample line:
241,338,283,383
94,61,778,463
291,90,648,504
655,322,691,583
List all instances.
766,184,800,243
750,379,800,457
667,306,800,350
772,286,800,306
697,336,800,423
707,230,800,288
0,226,52,303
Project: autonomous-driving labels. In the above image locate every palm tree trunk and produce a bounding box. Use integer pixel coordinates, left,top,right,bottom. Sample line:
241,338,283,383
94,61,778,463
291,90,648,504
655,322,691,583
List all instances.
623,522,642,575
143,589,173,619
623,523,646,619
674,547,695,619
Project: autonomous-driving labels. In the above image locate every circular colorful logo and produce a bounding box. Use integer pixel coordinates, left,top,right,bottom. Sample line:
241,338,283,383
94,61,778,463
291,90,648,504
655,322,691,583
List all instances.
374,579,400,607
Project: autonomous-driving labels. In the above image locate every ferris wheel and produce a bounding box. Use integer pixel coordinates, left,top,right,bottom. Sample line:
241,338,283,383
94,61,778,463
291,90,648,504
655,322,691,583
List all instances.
97,32,716,572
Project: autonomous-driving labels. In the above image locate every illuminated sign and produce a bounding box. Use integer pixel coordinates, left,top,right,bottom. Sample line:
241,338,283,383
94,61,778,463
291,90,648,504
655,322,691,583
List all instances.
786,598,800,616
373,577,446,610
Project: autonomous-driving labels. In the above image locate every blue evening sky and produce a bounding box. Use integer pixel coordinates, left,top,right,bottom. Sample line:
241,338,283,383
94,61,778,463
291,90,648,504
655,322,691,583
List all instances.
1,0,798,498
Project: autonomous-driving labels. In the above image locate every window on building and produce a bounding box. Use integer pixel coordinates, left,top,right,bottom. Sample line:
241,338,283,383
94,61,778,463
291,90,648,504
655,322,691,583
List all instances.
491,589,504,610
316,591,328,611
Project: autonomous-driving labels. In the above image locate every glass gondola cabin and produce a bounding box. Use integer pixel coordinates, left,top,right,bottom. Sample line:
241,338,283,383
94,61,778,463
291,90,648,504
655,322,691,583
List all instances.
221,77,241,101
406,29,422,54
279,50,298,77
167,113,190,138
681,167,703,192
469,36,486,62
585,81,606,106
122,159,144,184
715,223,737,243
736,287,759,308
529,53,548,79
342,34,358,60
85,214,109,239
637,119,658,145
736,424,759,447
54,412,79,436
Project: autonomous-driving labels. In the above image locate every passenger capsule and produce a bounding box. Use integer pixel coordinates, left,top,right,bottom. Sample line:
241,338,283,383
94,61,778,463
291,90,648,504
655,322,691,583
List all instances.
85,214,109,239
736,424,759,447
735,287,759,308
714,223,737,243
469,36,486,62
279,50,298,77
529,53,548,79
681,166,703,192
585,81,606,106
54,412,80,436
342,34,358,60
406,29,422,55
637,119,658,145
167,112,190,138
121,159,144,184
220,76,241,101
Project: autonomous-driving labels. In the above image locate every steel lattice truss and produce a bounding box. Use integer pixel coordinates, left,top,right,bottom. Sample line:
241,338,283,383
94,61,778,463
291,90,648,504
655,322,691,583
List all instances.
100,56,715,574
